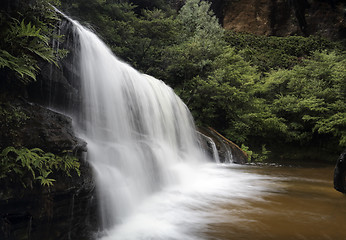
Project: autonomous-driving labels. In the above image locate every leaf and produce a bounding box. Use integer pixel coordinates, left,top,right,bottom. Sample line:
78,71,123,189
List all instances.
30,148,45,153
17,20,48,44
35,176,55,187
0,50,38,82
0,146,17,157
41,169,52,179
1,145,80,188
24,39,57,65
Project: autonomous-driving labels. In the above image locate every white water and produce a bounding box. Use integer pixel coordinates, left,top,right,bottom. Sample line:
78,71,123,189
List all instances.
66,18,273,240
199,132,220,163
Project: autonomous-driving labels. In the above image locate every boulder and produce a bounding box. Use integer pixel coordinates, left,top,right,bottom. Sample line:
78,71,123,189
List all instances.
334,148,346,194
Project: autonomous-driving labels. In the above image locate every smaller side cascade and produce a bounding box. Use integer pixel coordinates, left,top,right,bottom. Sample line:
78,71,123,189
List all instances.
197,127,248,164
198,132,220,163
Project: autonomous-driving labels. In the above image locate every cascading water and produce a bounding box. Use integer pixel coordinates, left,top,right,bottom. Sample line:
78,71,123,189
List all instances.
59,14,273,240
198,132,221,163
69,18,209,228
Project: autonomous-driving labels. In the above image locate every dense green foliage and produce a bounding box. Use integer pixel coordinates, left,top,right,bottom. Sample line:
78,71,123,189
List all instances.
257,52,346,144
60,0,177,74
224,32,343,72
0,0,63,84
1,0,345,161
0,147,80,187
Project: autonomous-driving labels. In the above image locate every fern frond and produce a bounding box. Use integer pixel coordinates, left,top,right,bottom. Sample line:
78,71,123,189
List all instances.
0,146,17,157
1,146,80,188
41,169,52,178
30,148,45,153
75,168,81,177
0,50,38,82
12,167,24,175
25,39,57,66
16,20,49,44
36,176,55,187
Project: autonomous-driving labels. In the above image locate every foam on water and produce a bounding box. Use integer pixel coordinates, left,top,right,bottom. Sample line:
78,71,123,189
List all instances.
98,164,273,240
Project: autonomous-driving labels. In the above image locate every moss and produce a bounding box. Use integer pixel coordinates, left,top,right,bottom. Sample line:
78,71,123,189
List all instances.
0,101,30,148
0,103,29,128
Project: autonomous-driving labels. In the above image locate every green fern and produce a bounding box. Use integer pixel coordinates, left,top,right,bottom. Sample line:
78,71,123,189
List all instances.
0,146,81,188
25,39,57,65
0,49,38,82
0,146,16,156
0,1,63,85
36,176,56,187
15,20,47,42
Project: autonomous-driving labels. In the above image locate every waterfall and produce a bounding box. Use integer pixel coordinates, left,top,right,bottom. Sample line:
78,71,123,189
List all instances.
208,138,220,163
66,18,209,230
198,132,221,163
46,12,273,240
225,144,234,163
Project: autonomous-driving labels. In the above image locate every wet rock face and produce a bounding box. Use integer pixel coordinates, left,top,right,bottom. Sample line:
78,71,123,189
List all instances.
0,98,98,240
28,20,82,115
0,98,85,155
0,168,98,240
334,149,346,193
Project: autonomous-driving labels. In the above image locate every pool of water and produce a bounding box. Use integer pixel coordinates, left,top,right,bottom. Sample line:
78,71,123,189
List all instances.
204,164,346,240
97,163,346,240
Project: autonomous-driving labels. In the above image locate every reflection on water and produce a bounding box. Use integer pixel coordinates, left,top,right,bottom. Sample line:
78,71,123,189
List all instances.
205,164,346,240
98,163,346,240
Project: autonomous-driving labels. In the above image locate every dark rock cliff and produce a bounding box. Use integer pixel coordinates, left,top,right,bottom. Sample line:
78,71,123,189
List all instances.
0,99,84,154
221,0,346,40
167,0,345,40
0,98,98,240
0,162,97,240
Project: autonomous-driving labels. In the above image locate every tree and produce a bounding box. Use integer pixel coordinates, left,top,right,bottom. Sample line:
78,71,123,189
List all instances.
163,0,226,87
255,51,346,157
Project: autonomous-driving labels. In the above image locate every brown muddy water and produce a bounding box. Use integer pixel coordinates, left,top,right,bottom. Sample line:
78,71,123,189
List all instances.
98,163,346,240
204,164,346,240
